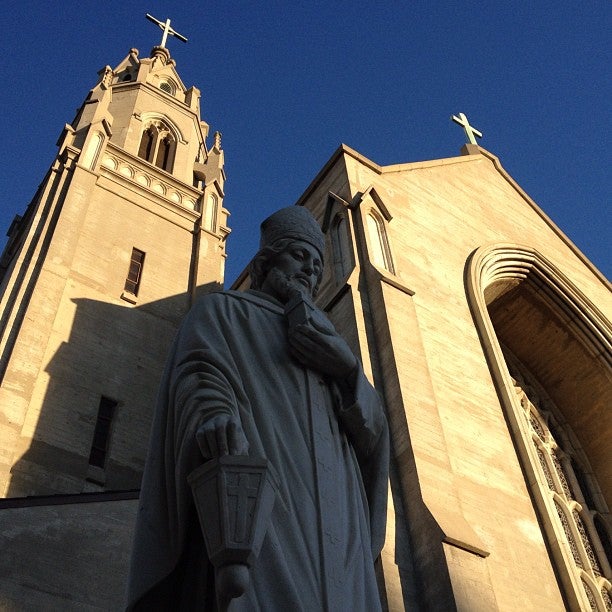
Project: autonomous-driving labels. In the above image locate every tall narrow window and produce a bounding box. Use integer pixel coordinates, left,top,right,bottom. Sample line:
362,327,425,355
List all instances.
331,214,350,283
204,193,218,231
124,248,145,296
88,396,118,469
138,126,156,161
155,136,173,171
366,212,394,273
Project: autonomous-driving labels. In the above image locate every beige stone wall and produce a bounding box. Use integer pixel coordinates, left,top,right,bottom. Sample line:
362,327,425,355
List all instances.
0,44,226,610
0,46,227,497
297,147,610,610
1,164,201,495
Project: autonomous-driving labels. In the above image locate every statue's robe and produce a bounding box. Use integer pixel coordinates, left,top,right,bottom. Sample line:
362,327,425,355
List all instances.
127,290,389,611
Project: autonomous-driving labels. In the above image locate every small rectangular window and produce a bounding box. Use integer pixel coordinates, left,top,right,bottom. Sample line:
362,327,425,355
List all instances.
88,396,118,469
124,248,145,295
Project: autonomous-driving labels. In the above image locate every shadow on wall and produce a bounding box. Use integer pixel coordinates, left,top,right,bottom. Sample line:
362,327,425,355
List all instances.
6,282,221,498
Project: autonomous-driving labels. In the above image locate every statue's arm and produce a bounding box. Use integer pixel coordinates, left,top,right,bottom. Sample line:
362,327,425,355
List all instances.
171,298,249,462
286,308,386,458
335,364,387,460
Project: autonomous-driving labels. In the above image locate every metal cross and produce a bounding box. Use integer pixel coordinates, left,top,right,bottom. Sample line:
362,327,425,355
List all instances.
145,14,188,48
451,112,483,145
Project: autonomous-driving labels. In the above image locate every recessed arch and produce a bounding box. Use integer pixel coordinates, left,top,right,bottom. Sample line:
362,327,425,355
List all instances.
467,245,611,493
138,113,184,143
467,244,612,610
81,131,104,171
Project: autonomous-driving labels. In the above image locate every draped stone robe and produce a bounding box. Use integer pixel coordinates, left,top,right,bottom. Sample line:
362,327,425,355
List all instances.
127,290,389,611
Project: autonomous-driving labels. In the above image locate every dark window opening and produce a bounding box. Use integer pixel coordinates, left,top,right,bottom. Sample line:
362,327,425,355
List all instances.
138,128,155,162
137,122,176,173
571,458,597,509
88,396,118,469
124,248,145,295
594,515,612,566
156,136,172,171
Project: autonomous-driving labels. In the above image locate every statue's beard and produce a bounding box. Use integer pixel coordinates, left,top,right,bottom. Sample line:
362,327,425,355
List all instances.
264,268,314,303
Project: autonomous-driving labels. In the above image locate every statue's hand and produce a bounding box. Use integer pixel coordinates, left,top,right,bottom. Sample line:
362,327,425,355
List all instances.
196,414,249,460
288,316,357,380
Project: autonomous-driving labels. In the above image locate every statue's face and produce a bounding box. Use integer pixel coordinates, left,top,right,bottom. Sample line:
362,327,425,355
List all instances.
260,240,322,303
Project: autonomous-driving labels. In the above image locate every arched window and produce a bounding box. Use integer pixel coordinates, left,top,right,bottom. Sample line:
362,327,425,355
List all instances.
155,136,173,170
366,211,394,273
467,245,612,611
204,193,218,232
137,120,176,173
331,213,350,283
158,79,177,96
138,126,156,161
82,131,104,171
508,358,611,611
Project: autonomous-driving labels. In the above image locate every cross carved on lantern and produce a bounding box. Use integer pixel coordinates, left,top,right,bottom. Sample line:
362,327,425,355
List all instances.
227,473,259,543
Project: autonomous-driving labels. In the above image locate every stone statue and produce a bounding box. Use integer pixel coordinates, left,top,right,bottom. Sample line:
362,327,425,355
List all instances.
126,206,389,611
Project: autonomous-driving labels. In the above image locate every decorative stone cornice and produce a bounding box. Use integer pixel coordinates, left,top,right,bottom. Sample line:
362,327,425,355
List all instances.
100,144,202,213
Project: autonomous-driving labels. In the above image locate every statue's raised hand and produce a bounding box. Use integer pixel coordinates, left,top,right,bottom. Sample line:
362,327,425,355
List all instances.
196,414,249,460
288,313,357,380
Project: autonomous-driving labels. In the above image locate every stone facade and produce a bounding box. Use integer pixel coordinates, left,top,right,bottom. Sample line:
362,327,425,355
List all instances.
0,46,229,498
287,144,611,611
0,45,229,607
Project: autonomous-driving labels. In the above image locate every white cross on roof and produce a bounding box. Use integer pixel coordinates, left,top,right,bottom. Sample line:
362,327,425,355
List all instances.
451,113,483,145
146,14,188,48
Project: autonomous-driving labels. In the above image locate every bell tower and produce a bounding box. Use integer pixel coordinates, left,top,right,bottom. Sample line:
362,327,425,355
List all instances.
0,31,229,497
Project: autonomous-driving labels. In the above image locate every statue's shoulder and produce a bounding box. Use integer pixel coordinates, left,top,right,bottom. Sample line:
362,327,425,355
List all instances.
193,290,282,313
191,290,245,312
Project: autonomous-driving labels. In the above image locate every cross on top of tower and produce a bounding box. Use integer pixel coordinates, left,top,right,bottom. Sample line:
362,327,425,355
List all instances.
451,113,483,145
145,14,188,48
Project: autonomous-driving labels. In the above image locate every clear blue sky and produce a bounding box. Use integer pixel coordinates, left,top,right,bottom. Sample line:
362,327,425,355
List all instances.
1,1,610,283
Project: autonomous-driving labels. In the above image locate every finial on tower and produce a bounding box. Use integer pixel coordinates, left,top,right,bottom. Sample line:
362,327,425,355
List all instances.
213,132,222,150
145,14,188,48
451,112,483,145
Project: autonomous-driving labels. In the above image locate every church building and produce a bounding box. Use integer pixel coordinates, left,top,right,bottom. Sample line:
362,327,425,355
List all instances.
0,21,609,612
284,139,611,611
